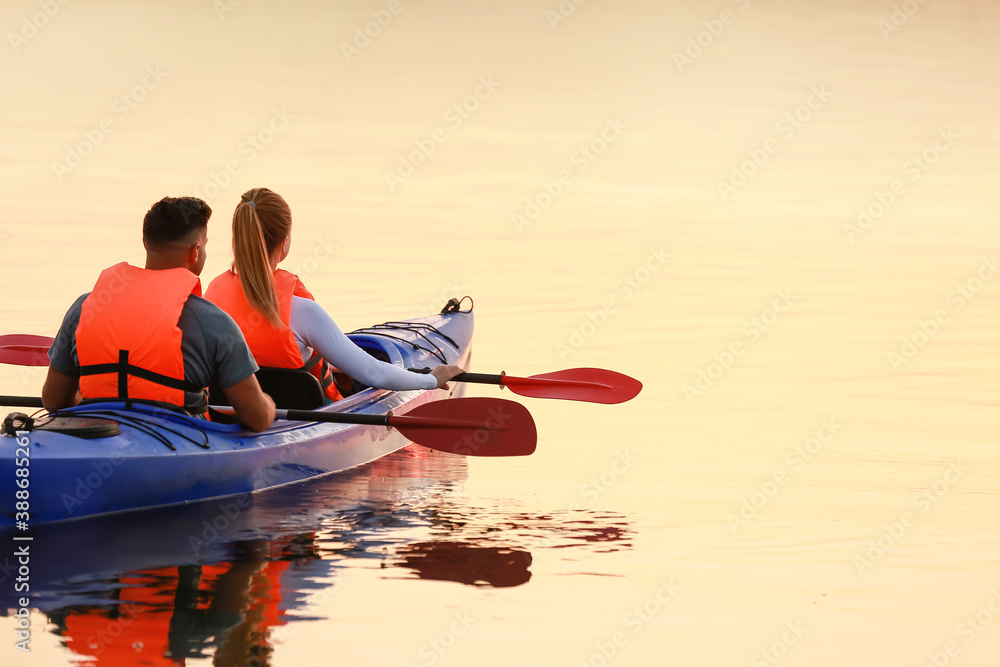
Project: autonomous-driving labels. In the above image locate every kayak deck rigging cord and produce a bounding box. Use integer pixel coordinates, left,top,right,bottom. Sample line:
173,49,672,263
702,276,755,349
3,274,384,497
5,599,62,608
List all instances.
3,405,211,451
348,298,472,365
65,408,212,451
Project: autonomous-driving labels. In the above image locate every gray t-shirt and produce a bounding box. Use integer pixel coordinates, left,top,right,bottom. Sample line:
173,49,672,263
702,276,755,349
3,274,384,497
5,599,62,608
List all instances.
49,292,259,409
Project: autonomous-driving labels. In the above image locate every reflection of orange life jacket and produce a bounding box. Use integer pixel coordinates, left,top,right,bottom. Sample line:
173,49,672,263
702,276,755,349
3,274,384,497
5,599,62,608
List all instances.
248,559,289,629
61,562,290,667
76,263,207,412
205,269,341,402
61,566,209,667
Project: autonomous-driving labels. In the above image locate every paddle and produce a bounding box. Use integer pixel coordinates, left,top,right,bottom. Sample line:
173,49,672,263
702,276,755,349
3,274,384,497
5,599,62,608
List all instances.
0,333,642,404
276,397,536,457
410,367,642,404
0,334,54,366
0,396,537,457
0,396,44,408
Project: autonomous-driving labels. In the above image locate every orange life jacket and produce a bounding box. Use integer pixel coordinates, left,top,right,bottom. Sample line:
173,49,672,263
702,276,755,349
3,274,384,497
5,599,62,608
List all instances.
76,263,207,413
204,269,341,402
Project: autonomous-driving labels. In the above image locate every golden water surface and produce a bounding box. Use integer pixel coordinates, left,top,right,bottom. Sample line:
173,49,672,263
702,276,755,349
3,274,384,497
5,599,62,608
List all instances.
1,1,999,665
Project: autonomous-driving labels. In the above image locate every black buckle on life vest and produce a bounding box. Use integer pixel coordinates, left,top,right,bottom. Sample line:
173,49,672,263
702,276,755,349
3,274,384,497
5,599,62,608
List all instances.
78,348,209,416
118,349,129,402
79,349,205,394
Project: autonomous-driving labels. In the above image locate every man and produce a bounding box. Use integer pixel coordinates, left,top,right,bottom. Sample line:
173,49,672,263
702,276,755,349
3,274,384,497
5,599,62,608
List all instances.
42,196,275,432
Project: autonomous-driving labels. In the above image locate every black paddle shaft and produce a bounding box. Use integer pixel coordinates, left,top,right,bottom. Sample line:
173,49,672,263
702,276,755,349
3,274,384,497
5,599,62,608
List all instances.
407,368,502,386
282,409,389,426
0,396,44,408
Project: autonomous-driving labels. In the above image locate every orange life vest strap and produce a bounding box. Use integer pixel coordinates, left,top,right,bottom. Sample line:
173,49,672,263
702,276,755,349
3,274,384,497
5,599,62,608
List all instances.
78,350,208,414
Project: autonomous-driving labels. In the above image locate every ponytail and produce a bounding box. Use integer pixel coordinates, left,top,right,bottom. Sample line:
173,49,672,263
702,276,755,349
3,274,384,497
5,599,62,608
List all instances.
232,200,280,325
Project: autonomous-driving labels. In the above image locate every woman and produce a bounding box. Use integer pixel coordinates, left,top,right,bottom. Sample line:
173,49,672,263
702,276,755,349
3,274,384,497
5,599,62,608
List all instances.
205,187,464,402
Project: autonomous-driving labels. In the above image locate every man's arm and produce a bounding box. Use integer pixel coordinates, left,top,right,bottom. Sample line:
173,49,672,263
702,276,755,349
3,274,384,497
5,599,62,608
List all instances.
42,367,81,411
186,298,275,432
221,374,275,433
44,294,87,411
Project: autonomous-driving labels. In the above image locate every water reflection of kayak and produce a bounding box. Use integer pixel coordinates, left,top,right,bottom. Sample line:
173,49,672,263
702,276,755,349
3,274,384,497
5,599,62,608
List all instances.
0,447,471,666
0,446,468,609
0,441,632,666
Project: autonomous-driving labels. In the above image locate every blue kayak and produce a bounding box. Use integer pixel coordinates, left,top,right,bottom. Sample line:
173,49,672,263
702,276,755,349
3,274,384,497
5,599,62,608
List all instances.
1,310,473,527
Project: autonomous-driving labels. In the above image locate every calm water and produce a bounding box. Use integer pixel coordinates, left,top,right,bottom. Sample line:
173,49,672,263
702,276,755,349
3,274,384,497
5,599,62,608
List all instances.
2,0,999,665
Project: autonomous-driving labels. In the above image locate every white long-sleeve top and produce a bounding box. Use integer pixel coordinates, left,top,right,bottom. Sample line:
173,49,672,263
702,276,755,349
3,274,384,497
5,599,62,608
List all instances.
288,296,438,391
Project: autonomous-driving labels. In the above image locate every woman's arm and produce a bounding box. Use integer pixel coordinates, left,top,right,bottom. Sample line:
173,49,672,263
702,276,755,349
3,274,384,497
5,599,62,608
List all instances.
290,297,462,391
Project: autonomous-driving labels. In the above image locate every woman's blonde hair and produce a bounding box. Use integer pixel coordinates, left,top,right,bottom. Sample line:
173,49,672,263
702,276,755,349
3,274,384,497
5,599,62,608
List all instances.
232,187,292,326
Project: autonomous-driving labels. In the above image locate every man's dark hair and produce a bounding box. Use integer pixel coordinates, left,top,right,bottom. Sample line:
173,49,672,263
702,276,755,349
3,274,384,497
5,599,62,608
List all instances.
142,196,212,249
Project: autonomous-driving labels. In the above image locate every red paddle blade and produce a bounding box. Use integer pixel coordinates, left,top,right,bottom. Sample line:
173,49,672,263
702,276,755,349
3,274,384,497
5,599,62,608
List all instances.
502,368,642,404
390,397,536,457
0,334,54,366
